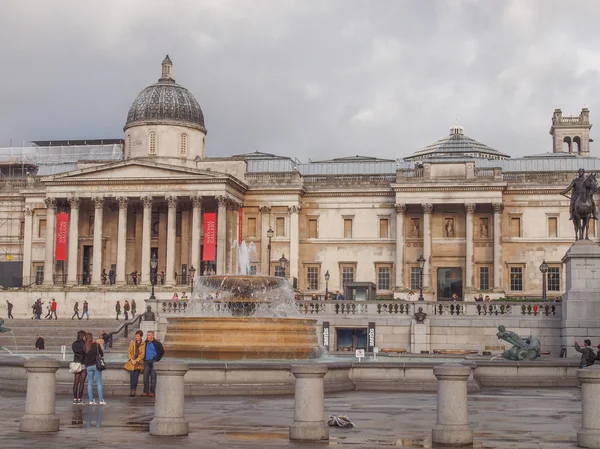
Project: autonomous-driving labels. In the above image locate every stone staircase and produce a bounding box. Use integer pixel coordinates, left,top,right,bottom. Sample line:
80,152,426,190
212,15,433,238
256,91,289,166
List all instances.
0,318,132,355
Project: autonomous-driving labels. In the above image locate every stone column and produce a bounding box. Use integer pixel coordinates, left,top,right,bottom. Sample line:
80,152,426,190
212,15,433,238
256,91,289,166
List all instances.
22,207,33,282
166,195,177,285
465,203,475,291
226,201,235,274
492,203,503,289
91,197,104,286
394,204,406,292
216,196,228,275
578,366,600,448
422,203,433,289
289,364,329,441
259,206,271,274
42,198,56,285
432,363,473,446
289,205,300,281
141,196,152,284
191,196,202,275
149,362,189,436
66,198,80,285
116,197,128,285
19,358,61,432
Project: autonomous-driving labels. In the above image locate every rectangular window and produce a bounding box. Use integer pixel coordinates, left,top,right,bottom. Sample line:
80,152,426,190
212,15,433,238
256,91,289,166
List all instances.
249,265,257,275
548,217,558,238
247,217,257,238
344,218,353,238
510,217,521,237
479,267,489,290
510,267,523,291
410,267,422,290
306,267,319,290
378,267,390,290
38,219,46,238
547,267,560,291
274,266,285,278
276,217,285,237
379,218,389,238
308,218,318,239
342,266,354,288
20,220,25,239
35,266,44,285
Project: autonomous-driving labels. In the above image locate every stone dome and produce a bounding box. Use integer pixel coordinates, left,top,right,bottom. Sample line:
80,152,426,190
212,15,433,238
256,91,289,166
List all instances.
124,55,206,133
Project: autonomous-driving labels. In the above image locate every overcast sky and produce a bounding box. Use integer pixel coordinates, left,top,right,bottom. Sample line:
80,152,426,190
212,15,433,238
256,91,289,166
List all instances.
1,0,600,161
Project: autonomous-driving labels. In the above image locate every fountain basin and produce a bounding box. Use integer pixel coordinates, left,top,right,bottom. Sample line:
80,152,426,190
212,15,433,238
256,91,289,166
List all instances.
163,317,320,360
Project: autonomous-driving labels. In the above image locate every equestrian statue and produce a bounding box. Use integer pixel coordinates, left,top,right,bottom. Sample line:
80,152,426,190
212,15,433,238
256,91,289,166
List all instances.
562,168,599,241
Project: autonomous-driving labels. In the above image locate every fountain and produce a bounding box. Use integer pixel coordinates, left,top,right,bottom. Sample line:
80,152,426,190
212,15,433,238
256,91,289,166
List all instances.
163,242,321,360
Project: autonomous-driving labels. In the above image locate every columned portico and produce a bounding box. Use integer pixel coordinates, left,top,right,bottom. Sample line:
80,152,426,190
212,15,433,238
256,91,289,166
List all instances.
141,196,152,285
91,197,104,286
422,203,433,289
166,195,177,285
216,196,227,275
493,203,503,290
191,196,202,276
395,204,406,291
43,198,56,285
289,205,300,281
465,203,475,291
66,198,80,285
116,197,128,285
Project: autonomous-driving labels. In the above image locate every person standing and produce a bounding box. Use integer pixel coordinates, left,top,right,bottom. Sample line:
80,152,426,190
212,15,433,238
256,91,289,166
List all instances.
35,335,45,350
141,330,164,397
124,330,145,396
81,300,89,320
131,300,136,318
49,298,58,320
108,268,115,285
115,301,121,320
72,302,80,320
124,300,130,321
101,269,107,285
83,332,106,405
6,300,13,319
71,330,87,405
575,339,596,368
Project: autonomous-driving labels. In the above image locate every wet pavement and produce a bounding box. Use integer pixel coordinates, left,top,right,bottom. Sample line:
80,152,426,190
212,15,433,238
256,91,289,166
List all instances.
0,388,582,448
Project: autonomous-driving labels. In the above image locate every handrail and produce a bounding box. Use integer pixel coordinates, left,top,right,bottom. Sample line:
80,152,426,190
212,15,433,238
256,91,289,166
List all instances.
106,314,143,348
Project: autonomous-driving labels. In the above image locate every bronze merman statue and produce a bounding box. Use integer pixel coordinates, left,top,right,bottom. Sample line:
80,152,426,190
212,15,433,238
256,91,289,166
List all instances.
496,325,541,361
0,319,10,333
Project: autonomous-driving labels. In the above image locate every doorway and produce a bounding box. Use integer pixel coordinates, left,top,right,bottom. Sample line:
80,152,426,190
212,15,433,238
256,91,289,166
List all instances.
437,267,463,301
82,245,93,285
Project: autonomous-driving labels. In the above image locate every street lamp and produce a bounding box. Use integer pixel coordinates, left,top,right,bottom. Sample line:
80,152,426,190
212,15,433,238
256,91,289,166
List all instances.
417,255,426,301
539,260,549,301
150,254,158,300
324,269,330,300
279,253,288,277
189,265,196,294
267,227,274,275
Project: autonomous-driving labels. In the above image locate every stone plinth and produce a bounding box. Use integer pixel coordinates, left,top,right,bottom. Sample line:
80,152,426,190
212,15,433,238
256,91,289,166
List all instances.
561,240,600,356
289,364,329,441
149,362,189,436
410,318,430,354
578,366,600,448
432,363,473,446
19,358,61,432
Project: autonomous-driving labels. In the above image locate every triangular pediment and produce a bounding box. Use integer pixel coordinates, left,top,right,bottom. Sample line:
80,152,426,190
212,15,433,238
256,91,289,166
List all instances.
47,160,228,182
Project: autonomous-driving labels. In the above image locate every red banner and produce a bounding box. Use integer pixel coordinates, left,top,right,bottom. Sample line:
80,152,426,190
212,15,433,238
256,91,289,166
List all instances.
238,207,243,243
55,213,68,261
203,212,216,261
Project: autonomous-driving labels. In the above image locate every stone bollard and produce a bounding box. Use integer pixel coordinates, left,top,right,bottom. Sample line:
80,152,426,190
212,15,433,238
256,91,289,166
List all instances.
578,366,600,448
289,364,329,441
432,363,473,446
149,362,189,436
19,358,61,432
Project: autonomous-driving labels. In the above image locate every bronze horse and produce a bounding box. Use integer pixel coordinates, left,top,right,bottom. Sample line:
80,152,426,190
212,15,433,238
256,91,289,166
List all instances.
573,173,598,240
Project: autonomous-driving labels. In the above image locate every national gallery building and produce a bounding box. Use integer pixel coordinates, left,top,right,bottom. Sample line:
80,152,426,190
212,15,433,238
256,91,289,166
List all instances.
0,56,598,304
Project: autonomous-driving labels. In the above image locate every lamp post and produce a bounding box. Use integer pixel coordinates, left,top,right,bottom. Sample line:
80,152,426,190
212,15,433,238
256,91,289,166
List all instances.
539,260,549,301
267,227,274,276
189,265,196,294
150,254,158,300
324,270,330,300
417,255,426,301
279,253,288,278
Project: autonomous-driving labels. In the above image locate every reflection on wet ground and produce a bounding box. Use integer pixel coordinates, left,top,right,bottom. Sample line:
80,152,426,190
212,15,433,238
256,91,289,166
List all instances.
0,389,582,448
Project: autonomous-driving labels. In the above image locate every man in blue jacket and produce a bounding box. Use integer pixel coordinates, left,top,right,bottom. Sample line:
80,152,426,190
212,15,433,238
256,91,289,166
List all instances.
141,330,164,397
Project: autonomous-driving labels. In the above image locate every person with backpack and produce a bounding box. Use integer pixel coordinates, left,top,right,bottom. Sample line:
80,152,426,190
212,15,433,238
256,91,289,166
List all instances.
575,339,596,368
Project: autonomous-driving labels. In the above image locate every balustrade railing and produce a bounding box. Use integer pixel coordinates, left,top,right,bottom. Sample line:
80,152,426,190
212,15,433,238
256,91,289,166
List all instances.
52,274,67,286
76,274,91,285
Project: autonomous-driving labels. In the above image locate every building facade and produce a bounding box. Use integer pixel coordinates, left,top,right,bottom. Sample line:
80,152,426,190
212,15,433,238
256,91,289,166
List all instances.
0,56,598,311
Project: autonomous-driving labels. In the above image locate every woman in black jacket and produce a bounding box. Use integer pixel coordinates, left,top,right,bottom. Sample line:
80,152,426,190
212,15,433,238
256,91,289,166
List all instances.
71,330,87,405
83,332,106,405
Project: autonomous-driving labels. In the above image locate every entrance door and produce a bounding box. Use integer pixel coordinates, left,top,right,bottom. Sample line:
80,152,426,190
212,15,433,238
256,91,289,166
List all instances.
82,245,93,285
437,268,463,301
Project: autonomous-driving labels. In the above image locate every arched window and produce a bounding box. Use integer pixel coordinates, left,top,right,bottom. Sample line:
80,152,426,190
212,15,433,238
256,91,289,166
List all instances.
149,132,157,155
127,134,131,159
180,133,188,157
563,136,572,153
573,136,582,153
